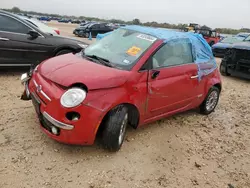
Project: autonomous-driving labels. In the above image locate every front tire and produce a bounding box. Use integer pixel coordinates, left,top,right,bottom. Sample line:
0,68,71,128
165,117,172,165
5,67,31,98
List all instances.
102,105,128,152
200,87,220,115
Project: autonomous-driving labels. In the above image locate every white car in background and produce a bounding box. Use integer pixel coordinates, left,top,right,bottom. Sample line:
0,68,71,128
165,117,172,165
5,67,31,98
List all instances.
18,16,60,36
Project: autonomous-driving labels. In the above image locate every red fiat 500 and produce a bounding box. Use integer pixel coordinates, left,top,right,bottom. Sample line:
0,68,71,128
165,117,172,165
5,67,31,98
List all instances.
21,26,222,151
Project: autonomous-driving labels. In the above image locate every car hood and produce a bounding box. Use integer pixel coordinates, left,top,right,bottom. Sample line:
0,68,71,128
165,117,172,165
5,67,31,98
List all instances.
38,54,130,90
212,42,232,49
232,42,250,50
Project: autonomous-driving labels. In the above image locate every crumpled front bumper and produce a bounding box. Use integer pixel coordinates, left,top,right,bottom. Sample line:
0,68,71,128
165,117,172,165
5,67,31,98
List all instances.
20,71,104,145
20,73,32,100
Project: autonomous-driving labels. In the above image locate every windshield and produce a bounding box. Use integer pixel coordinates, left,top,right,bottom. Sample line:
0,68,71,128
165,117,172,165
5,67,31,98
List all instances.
220,36,245,43
244,35,250,41
84,29,157,70
236,33,250,38
87,23,97,28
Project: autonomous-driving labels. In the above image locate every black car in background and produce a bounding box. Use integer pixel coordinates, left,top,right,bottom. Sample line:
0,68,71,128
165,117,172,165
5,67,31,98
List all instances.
0,10,88,67
220,35,250,79
73,23,113,38
71,19,82,24
73,22,94,36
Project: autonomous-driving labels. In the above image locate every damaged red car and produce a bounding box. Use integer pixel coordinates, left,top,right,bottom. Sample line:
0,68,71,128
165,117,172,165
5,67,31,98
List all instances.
21,26,222,151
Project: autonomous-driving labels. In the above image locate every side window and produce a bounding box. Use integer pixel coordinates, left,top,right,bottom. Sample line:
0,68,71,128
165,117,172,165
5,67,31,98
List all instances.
152,39,193,69
91,24,99,29
99,24,106,29
0,15,30,34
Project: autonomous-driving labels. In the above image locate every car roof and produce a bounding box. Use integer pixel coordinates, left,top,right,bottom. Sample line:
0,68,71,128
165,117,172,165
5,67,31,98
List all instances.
121,25,216,72
123,25,205,41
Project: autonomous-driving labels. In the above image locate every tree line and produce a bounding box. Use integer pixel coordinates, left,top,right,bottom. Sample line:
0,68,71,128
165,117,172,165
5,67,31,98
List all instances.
3,7,249,35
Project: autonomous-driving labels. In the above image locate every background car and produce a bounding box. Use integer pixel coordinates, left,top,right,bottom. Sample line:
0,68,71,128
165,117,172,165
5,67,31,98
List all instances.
220,35,250,79
183,23,201,32
38,16,51,22
0,10,88,67
71,19,81,24
58,18,71,23
212,35,248,57
73,22,95,35
18,15,60,35
195,28,220,46
75,22,113,38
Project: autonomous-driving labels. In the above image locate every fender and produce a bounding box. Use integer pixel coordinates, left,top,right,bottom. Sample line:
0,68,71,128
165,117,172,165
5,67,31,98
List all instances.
83,72,149,124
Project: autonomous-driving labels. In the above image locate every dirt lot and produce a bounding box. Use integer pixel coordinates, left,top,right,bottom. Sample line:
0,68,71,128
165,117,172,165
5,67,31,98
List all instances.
0,22,250,188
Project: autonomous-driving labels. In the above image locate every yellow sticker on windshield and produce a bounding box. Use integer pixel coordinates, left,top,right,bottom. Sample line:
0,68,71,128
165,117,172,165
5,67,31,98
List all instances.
127,46,141,56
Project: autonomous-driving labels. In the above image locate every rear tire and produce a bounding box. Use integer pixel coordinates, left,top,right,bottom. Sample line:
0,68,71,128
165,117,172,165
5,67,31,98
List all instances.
102,105,128,152
56,49,73,56
200,86,220,115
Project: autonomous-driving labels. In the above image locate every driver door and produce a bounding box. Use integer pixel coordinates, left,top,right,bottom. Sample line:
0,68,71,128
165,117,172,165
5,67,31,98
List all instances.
146,39,200,119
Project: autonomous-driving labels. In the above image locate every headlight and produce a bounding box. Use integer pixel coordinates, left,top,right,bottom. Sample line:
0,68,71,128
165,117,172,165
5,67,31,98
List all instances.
60,88,87,108
78,43,88,49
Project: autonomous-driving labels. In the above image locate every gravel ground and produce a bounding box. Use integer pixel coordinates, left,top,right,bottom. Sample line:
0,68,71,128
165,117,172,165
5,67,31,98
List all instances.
0,22,250,188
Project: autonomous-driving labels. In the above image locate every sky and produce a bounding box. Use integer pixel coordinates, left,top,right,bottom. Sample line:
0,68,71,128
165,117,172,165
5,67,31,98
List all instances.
1,0,250,29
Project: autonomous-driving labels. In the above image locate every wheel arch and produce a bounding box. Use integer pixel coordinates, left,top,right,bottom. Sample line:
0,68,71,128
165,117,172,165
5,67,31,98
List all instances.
53,46,78,56
96,102,140,138
213,83,222,93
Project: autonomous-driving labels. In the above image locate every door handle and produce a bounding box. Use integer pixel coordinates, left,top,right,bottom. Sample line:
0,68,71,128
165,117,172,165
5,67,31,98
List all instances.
0,37,9,41
191,75,199,79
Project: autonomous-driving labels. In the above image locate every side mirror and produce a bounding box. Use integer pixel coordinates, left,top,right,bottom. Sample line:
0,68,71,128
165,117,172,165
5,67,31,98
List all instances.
28,30,39,38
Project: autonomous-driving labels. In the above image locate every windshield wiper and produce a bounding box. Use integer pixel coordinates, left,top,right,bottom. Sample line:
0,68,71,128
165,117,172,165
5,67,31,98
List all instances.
85,54,115,68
